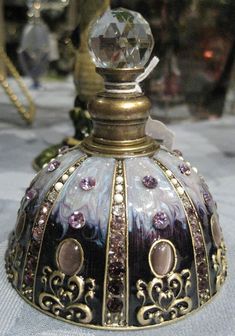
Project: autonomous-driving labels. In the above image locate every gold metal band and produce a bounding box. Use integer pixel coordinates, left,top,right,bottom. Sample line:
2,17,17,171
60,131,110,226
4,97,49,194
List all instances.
102,160,129,327
80,136,159,158
153,158,211,305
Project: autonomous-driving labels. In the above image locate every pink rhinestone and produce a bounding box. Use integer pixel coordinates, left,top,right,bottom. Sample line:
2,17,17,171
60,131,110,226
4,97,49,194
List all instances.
79,177,96,191
26,188,38,201
68,211,85,229
152,211,170,230
47,160,60,172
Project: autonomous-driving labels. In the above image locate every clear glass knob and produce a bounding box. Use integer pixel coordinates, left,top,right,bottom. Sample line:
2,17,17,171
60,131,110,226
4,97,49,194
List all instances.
88,8,154,69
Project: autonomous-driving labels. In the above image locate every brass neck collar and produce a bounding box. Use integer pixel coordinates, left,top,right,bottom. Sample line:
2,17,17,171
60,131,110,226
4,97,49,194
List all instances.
80,68,159,158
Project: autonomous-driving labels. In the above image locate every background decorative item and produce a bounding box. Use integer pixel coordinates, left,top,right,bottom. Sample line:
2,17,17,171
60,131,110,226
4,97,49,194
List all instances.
18,0,50,88
33,0,109,170
0,48,36,123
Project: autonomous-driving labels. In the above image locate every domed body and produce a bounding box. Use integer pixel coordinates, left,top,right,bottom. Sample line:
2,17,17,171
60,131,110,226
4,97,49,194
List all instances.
5,145,227,329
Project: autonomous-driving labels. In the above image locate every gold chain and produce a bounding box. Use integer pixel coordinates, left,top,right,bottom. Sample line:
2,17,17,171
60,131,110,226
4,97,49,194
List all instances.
0,48,36,124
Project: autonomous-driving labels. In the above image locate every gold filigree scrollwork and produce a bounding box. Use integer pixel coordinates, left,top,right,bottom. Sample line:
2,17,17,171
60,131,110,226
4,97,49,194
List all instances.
39,266,95,324
212,241,228,291
136,269,192,326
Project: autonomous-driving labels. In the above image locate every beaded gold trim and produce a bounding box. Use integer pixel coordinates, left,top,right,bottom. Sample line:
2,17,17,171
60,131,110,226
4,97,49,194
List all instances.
20,155,87,302
153,159,211,305
102,160,129,327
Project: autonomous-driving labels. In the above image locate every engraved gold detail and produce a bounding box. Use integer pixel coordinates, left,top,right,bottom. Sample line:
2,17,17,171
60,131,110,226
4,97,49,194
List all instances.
39,266,95,324
212,241,228,291
136,269,192,326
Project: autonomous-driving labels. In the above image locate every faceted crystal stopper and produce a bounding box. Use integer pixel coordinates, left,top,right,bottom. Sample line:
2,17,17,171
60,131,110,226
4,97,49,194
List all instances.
88,8,154,69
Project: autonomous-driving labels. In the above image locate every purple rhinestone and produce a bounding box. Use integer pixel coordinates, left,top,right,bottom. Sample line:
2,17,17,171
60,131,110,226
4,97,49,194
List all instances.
27,257,36,269
191,219,198,231
108,262,125,278
109,246,125,262
30,240,40,254
47,160,60,172
187,207,194,217
152,211,170,230
199,277,208,290
198,262,207,276
112,216,124,230
26,188,38,201
173,149,183,157
24,272,33,286
108,280,124,295
80,177,96,191
194,233,203,249
58,145,69,154
68,211,85,229
196,248,205,259
142,175,158,189
203,192,212,204
107,298,123,313
32,227,43,241
178,163,191,176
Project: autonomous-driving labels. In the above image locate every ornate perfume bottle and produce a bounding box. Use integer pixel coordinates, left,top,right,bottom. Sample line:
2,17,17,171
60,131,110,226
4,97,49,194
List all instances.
5,8,227,330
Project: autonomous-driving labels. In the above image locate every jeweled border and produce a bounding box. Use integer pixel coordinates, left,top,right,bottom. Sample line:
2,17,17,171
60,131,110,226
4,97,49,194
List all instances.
102,160,129,327
153,158,211,305
20,155,87,301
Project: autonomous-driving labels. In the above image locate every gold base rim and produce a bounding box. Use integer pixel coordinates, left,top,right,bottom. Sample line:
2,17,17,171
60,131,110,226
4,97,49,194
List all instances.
11,282,227,331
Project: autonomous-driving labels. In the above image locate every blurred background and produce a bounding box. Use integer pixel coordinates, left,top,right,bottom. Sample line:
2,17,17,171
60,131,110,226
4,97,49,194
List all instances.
1,0,235,125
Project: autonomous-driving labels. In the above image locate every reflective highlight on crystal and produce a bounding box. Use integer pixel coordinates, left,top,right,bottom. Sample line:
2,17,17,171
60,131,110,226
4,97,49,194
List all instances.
68,211,85,229
89,8,154,68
